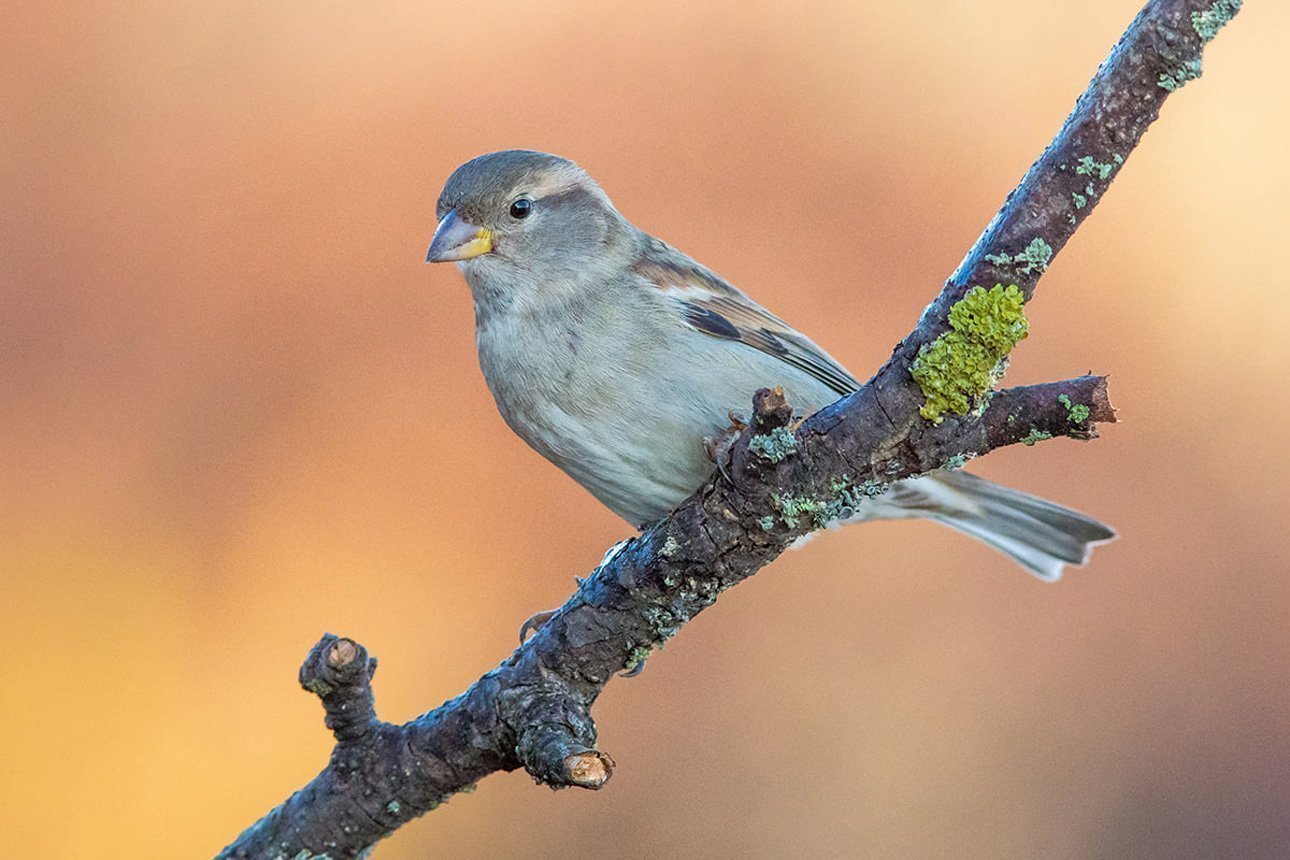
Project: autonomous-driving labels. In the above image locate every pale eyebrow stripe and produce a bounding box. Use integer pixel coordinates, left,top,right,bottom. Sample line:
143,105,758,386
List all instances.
525,167,583,199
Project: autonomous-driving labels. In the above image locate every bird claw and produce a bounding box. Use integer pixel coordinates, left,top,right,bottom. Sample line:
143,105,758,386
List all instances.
703,411,749,484
521,540,636,645
619,659,648,678
519,609,559,645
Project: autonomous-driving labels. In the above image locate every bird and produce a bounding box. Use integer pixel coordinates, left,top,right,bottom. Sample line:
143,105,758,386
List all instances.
426,149,1114,585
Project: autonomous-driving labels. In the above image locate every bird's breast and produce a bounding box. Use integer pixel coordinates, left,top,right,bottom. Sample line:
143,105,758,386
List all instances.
472,306,720,523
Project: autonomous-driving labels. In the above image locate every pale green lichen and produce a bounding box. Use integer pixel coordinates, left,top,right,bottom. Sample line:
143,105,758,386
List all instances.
660,535,681,557
1158,58,1203,92
386,800,401,815
623,644,655,674
772,493,825,529
1192,0,1241,43
863,479,889,498
1071,192,1087,209
643,605,681,641
1075,155,1115,181
1021,428,1053,446
941,452,976,471
683,575,720,605
624,572,725,671
768,477,889,530
910,284,1030,423
985,238,1052,275
1016,237,1052,274
836,476,890,501
820,477,883,524
748,426,798,463
1058,393,1091,424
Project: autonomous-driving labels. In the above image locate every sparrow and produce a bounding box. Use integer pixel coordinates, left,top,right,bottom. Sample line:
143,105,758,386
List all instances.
427,149,1114,581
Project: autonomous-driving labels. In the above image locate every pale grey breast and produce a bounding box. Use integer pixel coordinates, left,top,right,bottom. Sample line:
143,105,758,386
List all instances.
468,270,839,523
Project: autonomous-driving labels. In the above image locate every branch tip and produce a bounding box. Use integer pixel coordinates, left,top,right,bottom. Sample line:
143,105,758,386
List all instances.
328,637,359,668
296,633,379,744
752,386,793,429
1089,377,1117,423
565,751,615,789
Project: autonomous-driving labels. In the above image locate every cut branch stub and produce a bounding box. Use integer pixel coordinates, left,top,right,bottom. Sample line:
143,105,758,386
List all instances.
299,633,378,743
506,685,611,789
566,750,616,789
981,377,1117,448
753,385,793,430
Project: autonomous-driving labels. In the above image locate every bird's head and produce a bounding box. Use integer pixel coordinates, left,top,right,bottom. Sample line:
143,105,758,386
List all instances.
426,150,628,284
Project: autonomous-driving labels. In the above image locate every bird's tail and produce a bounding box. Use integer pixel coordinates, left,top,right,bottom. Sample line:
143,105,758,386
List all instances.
879,470,1115,581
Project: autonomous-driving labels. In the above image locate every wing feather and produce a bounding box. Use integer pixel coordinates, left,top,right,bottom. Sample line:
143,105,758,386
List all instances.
633,239,860,397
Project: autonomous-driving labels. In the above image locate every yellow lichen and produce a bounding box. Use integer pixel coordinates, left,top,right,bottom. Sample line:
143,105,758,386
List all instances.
910,284,1029,423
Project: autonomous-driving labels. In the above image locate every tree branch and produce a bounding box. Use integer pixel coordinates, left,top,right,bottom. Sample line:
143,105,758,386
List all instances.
217,1,1239,856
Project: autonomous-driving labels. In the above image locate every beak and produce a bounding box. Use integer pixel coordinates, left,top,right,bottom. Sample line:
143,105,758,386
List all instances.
426,210,492,262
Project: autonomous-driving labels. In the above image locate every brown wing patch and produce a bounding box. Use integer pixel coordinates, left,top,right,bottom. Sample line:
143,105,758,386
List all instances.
633,241,860,397
632,245,744,300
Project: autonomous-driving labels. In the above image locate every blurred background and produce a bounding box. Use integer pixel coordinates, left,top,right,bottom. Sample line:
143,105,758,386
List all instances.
3,1,1287,857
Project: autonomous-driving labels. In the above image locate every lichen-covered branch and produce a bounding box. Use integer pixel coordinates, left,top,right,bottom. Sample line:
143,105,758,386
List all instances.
217,1,1238,856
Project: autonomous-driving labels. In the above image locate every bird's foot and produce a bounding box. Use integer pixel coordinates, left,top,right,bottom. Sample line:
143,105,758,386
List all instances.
519,609,559,644
620,659,648,678
520,539,637,645
703,411,748,483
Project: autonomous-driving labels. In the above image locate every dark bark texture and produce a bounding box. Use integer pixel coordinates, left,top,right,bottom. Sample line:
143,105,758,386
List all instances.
218,1,1240,856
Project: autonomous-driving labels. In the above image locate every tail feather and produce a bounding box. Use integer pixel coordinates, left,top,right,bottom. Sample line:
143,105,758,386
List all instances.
892,471,1115,581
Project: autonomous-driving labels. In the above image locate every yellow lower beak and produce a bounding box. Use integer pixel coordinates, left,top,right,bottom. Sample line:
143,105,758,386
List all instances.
426,210,493,262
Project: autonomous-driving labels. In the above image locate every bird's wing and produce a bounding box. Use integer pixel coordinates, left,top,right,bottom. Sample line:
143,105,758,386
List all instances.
632,238,861,397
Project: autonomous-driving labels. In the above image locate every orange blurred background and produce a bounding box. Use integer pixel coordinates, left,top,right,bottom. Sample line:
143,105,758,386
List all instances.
4,1,1288,857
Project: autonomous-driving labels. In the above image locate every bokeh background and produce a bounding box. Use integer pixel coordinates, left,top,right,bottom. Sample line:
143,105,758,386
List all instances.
4,1,1288,857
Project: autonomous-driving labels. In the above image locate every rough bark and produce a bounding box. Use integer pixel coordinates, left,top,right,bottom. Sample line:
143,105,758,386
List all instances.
217,1,1240,856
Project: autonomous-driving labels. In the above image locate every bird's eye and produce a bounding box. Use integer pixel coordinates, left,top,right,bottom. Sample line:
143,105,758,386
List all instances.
509,197,533,219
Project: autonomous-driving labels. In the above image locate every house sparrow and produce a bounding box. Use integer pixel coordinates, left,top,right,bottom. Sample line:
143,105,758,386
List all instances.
427,150,1113,581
